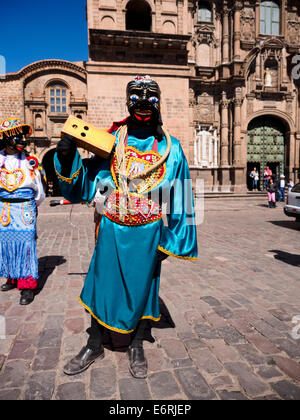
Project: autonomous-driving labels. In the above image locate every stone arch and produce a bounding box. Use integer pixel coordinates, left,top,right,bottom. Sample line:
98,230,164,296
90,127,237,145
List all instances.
242,47,260,79
44,78,71,90
101,15,116,30
162,20,176,34
18,60,87,86
122,0,154,12
246,110,295,134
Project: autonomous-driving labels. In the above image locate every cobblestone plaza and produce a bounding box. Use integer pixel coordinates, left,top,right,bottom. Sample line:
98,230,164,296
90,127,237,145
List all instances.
0,196,299,400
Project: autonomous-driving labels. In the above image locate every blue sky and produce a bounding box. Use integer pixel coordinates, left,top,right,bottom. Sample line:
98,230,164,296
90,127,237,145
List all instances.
1,0,88,74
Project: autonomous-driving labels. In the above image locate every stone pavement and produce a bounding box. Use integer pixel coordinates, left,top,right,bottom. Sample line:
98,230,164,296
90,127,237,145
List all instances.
0,196,300,400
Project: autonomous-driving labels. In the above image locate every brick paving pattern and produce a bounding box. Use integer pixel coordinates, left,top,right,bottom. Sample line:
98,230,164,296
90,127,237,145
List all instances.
0,196,300,400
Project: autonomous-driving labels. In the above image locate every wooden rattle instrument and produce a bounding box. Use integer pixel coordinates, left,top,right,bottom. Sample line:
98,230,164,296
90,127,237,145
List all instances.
61,116,115,159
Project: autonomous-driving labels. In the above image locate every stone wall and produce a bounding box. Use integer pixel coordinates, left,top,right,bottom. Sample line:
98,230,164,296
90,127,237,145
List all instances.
86,67,190,158
0,79,24,121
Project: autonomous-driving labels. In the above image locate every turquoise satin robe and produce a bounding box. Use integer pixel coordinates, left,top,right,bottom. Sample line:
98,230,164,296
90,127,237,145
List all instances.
54,129,197,334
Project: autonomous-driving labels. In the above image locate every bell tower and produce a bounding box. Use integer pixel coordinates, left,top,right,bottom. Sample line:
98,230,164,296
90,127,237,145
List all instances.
85,0,191,159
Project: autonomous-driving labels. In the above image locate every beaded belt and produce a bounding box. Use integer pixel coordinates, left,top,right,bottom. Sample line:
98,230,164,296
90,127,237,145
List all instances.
104,190,162,226
0,197,33,203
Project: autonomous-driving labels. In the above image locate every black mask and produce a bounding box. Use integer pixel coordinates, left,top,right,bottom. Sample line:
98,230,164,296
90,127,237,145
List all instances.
4,134,27,152
126,76,161,127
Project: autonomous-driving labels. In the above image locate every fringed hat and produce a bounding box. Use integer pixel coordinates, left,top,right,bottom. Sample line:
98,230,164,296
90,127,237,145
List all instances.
0,118,32,140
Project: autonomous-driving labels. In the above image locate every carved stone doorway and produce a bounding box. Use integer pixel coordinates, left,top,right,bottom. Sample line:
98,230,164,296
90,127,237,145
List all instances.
247,116,288,190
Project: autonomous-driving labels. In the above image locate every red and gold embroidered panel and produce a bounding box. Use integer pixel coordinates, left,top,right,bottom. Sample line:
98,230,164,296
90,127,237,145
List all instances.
0,168,25,192
104,190,162,226
111,146,166,194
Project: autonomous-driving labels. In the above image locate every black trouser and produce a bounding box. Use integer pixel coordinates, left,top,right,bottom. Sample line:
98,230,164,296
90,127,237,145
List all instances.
87,316,147,350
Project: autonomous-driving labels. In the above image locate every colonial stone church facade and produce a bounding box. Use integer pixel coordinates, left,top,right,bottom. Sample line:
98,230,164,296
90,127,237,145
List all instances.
1,0,300,194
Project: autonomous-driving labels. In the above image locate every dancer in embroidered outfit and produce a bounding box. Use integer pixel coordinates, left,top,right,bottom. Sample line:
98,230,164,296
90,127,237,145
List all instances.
54,76,198,378
0,119,45,305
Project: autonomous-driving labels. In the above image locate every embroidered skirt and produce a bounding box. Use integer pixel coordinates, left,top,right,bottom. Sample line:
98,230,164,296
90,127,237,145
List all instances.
0,188,38,287
80,215,163,334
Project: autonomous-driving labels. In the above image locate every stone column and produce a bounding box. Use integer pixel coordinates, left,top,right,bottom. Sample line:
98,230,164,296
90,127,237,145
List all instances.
194,128,199,165
220,92,229,166
282,0,287,38
201,130,208,166
220,92,231,192
182,0,189,34
208,133,213,166
233,4,242,60
295,134,300,183
288,131,295,181
177,0,184,35
116,0,123,30
255,0,260,36
222,10,230,63
42,109,47,137
152,0,160,32
282,47,289,86
213,130,218,167
255,52,262,82
215,14,221,72
233,97,243,166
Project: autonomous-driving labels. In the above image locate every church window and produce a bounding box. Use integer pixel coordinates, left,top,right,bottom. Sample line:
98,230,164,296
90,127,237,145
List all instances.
197,1,212,23
260,1,280,35
50,85,67,114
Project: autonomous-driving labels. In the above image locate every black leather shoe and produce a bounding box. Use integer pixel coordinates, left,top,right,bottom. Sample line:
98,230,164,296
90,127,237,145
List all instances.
63,346,105,375
1,283,16,292
128,346,148,379
19,290,35,305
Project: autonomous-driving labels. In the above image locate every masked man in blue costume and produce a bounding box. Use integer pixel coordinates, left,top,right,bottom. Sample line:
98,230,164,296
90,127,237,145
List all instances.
54,76,198,378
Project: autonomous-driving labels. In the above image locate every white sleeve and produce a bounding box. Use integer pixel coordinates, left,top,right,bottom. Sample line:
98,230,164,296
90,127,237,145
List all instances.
34,169,46,207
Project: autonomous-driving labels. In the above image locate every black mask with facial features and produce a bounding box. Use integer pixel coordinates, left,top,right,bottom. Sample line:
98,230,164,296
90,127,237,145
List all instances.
3,133,28,153
126,75,164,140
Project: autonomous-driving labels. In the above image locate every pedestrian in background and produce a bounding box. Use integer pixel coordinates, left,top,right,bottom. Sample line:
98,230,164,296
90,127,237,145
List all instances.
272,175,280,202
250,167,259,191
278,175,286,202
266,178,277,208
287,179,294,193
263,166,272,190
